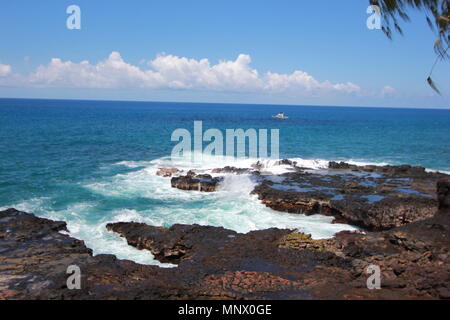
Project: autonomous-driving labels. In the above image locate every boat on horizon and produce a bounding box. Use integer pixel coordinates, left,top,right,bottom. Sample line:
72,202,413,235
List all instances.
272,112,288,119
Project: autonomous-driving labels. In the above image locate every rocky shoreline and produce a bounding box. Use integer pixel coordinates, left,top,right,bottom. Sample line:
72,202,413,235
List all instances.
251,162,443,230
0,162,449,299
167,161,446,230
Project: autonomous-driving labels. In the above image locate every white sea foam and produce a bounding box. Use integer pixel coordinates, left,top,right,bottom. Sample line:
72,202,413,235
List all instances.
134,153,399,174
85,157,359,239
426,168,450,175
345,159,390,167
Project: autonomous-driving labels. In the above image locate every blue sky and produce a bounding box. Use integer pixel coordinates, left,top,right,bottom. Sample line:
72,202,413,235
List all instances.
0,0,449,108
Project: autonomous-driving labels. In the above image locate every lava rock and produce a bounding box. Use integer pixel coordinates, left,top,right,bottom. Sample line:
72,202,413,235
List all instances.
438,178,450,213
211,166,251,175
252,164,447,230
1,200,450,300
171,172,223,192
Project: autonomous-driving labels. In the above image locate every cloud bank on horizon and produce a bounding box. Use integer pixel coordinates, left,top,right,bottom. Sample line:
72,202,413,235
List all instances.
0,52,390,98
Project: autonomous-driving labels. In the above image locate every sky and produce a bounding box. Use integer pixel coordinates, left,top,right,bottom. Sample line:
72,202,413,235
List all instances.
0,0,449,108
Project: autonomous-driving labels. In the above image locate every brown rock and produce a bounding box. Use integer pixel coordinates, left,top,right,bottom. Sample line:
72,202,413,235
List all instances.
171,173,223,192
1,205,450,300
156,168,180,177
251,163,447,230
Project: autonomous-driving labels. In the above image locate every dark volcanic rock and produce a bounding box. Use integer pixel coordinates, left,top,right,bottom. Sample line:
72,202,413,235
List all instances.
1,192,450,300
438,178,450,212
2,160,448,301
330,196,437,230
329,161,428,177
251,163,448,230
0,208,183,300
252,183,437,231
211,166,252,175
106,222,237,264
277,213,450,299
329,161,353,170
107,193,450,299
276,159,298,167
171,171,223,192
0,208,341,299
1,170,449,300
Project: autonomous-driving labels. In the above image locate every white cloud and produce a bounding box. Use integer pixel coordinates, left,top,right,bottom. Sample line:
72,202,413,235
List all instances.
262,71,360,94
381,85,396,96
0,52,362,96
0,64,12,77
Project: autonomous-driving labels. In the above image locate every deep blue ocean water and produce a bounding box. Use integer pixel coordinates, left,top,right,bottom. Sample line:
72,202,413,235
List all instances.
1,98,449,264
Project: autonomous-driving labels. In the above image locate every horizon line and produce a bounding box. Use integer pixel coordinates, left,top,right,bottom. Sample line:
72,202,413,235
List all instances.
0,96,449,111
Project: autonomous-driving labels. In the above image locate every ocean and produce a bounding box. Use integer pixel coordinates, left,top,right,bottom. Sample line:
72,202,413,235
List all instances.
1,98,449,265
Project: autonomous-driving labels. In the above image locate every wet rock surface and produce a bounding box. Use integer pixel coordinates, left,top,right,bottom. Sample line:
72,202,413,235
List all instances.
106,222,237,264
211,166,252,175
0,208,178,299
158,160,447,230
252,162,447,230
171,170,223,192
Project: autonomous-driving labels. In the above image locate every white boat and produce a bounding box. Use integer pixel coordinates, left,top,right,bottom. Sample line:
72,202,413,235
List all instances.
272,112,288,119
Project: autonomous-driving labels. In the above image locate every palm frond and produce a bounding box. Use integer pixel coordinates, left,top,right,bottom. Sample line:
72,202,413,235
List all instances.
427,76,441,94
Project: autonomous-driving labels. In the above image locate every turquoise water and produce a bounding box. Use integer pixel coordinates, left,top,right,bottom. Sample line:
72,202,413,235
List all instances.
1,98,449,264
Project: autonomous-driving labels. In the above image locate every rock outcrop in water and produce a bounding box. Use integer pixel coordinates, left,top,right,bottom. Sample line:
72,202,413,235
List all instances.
211,166,252,175
252,162,446,230
158,160,446,230
106,223,238,264
328,161,430,176
171,171,223,192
